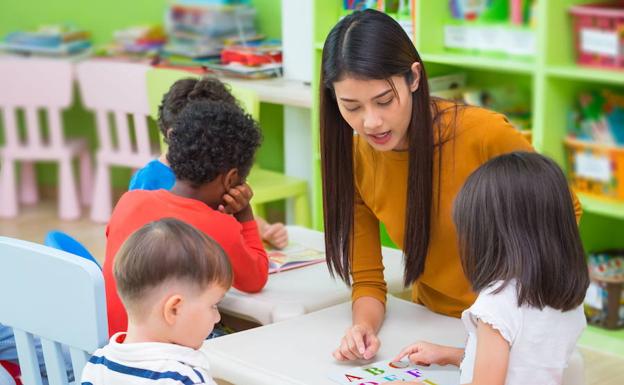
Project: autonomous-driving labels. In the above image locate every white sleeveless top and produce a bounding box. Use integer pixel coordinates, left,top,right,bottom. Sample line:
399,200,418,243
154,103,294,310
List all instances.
459,280,586,385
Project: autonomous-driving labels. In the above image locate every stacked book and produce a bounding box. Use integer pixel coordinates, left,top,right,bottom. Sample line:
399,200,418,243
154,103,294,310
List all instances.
161,0,258,64
96,25,166,61
206,40,283,79
0,25,91,57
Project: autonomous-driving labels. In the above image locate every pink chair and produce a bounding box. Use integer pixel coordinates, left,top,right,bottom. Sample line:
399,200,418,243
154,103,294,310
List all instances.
0,57,92,220
76,60,157,223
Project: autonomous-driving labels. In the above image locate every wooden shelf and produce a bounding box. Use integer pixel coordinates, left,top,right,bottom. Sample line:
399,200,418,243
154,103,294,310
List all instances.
578,193,624,220
547,65,624,86
421,52,535,75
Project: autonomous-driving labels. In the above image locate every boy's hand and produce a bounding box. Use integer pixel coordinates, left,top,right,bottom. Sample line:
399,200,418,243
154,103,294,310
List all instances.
262,222,288,249
219,183,254,222
393,341,463,367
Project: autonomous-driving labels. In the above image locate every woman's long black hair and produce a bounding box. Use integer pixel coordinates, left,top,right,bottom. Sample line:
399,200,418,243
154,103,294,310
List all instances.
320,9,444,286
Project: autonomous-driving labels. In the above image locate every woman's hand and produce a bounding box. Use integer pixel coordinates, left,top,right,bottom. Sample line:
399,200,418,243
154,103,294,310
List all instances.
393,341,463,367
333,323,380,361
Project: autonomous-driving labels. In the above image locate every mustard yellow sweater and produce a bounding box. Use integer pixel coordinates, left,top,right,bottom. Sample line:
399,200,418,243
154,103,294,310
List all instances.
351,102,581,317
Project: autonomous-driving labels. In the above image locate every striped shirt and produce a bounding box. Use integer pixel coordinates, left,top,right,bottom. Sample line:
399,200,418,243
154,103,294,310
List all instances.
81,333,216,385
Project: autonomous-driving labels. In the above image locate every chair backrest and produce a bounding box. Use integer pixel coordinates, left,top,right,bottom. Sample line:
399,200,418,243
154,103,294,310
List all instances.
145,68,260,152
75,60,154,159
44,231,100,270
0,237,108,385
0,57,74,150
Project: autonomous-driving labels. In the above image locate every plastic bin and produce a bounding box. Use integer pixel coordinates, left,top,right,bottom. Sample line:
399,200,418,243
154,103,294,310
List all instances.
570,2,624,69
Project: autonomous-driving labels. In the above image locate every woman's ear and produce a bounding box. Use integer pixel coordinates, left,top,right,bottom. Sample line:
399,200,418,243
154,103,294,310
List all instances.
408,62,421,93
163,294,183,326
222,168,240,191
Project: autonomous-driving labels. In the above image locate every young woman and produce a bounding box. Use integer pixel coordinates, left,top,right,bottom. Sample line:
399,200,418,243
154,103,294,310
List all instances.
319,9,581,361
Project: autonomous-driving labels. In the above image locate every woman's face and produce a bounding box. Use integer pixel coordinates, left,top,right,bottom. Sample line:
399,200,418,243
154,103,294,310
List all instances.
332,63,420,151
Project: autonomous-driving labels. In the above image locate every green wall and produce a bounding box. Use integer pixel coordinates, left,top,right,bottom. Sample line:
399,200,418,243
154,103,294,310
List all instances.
0,0,282,43
0,0,283,190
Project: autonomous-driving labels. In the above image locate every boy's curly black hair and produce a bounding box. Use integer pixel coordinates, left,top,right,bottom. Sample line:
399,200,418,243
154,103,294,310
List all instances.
167,100,262,187
158,77,238,142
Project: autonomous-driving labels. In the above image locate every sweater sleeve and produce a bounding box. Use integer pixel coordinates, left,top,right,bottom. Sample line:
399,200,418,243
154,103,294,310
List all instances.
480,112,582,223
222,219,269,293
351,187,387,305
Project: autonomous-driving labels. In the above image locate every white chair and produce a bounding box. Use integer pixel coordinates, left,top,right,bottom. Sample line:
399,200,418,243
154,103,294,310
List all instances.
0,236,108,385
76,60,158,223
0,57,92,220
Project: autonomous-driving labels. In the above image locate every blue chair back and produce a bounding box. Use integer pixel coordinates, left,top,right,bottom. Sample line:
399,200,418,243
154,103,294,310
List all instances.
44,231,100,269
0,236,108,385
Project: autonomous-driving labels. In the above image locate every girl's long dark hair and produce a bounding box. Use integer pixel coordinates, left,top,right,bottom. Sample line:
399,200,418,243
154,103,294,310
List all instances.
453,152,589,311
320,9,440,286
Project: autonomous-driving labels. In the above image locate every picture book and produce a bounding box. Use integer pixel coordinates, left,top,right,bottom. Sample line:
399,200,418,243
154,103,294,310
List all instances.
328,359,443,385
267,243,325,273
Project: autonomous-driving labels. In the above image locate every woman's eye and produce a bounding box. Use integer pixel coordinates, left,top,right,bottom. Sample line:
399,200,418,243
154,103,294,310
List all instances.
378,98,393,106
344,105,360,112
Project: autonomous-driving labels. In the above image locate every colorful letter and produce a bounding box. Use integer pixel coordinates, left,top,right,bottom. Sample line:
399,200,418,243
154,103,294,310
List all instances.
382,374,401,381
406,368,423,378
363,367,385,375
344,374,364,382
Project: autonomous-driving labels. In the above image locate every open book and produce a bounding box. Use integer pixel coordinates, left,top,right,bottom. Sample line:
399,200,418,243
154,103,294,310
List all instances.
267,243,325,274
329,359,442,384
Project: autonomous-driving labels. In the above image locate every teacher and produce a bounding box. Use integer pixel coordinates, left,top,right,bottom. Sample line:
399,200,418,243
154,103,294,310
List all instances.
320,10,578,361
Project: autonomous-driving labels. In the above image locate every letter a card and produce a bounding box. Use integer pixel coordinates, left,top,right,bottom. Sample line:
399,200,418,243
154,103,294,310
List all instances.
328,359,442,384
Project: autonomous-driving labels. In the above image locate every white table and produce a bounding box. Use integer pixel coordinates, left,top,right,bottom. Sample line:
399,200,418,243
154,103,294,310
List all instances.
203,296,465,385
219,226,406,325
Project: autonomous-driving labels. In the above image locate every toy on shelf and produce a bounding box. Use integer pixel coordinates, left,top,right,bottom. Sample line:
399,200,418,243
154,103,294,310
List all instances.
445,0,537,58
568,89,624,146
342,1,414,41
343,0,378,10
565,89,624,202
585,250,624,330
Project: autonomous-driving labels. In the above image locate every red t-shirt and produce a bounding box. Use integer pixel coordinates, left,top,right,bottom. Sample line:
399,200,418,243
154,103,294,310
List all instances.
103,189,268,336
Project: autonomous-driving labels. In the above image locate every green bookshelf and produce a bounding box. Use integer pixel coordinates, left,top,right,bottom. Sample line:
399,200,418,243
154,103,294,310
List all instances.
312,0,624,355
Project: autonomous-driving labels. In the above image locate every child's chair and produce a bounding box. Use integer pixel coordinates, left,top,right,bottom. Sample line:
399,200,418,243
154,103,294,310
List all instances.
146,68,311,227
0,57,92,220
0,236,108,385
75,60,157,223
44,230,100,269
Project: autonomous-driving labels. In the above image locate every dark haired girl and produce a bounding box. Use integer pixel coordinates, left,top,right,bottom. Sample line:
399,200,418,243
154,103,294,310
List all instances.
319,10,581,361
393,152,589,385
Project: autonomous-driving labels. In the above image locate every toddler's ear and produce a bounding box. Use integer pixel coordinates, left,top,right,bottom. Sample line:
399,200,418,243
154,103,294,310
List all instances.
163,294,184,326
222,168,240,191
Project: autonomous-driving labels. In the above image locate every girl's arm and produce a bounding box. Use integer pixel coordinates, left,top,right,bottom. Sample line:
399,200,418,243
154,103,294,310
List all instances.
389,320,509,385
468,320,510,385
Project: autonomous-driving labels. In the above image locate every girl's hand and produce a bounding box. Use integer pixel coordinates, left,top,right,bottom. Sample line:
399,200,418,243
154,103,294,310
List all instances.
262,222,288,249
219,183,254,221
393,341,463,367
333,323,380,361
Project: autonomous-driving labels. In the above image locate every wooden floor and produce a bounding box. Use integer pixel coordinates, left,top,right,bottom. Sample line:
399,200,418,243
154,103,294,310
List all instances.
2,200,624,385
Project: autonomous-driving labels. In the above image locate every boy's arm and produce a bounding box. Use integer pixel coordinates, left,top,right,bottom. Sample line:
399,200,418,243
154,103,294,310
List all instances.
224,217,269,293
218,183,269,292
